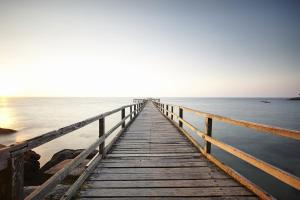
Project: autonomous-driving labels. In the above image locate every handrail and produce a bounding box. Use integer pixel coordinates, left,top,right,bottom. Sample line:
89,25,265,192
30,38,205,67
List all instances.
153,101,300,199
164,103,300,141
0,100,147,200
0,104,136,156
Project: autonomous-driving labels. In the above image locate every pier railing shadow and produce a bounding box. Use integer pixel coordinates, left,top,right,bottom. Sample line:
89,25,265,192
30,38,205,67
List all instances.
153,100,300,200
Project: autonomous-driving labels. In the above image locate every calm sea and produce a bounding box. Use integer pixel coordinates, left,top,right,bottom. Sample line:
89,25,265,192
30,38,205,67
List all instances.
0,97,299,199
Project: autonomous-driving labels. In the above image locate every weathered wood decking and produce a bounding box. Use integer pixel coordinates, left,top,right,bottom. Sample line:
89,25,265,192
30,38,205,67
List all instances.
78,102,257,199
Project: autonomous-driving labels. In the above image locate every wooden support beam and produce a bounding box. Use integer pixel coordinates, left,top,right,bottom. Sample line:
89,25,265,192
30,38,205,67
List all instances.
121,108,125,128
8,153,24,200
171,106,174,120
166,105,169,117
134,105,136,117
205,117,212,154
99,118,105,156
179,108,183,128
130,106,132,120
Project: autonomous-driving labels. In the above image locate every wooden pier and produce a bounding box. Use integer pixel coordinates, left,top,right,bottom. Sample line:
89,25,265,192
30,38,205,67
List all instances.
78,102,256,199
0,99,299,200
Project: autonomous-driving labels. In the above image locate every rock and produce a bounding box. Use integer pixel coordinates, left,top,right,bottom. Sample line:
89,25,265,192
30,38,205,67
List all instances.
25,185,69,200
260,100,270,103
43,184,69,200
24,150,42,185
0,128,17,134
289,97,300,100
41,149,98,172
24,186,38,197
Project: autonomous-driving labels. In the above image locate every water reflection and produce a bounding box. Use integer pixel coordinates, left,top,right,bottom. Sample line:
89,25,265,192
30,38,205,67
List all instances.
0,97,15,128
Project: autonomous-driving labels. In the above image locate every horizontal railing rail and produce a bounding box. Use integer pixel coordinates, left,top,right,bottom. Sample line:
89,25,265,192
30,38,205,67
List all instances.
0,100,147,200
153,101,300,200
160,103,300,141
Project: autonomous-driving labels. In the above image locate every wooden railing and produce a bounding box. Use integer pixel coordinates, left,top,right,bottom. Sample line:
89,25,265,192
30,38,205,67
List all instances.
0,100,146,200
153,101,300,200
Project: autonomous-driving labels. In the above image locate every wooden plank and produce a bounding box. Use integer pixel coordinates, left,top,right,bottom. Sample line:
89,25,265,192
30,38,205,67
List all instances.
115,141,190,145
97,161,208,168
112,148,197,152
95,167,219,174
79,197,258,200
119,136,186,139
80,187,253,197
100,156,203,160
101,158,206,163
84,179,240,188
113,143,194,147
88,172,229,180
110,150,197,153
112,146,196,150
110,150,198,154
105,153,201,158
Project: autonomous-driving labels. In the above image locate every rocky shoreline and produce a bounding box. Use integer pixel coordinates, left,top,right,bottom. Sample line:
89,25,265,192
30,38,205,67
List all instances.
0,146,98,199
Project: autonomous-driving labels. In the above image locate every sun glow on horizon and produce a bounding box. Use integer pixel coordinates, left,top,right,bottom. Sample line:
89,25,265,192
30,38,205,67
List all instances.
0,98,15,128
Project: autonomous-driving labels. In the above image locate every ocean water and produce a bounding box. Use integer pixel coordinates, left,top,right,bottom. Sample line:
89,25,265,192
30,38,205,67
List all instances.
0,97,299,199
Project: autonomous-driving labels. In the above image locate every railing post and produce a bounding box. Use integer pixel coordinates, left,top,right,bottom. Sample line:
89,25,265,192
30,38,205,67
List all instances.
8,153,24,200
121,108,125,128
162,104,164,114
134,104,136,117
179,107,183,128
130,105,132,120
99,117,105,156
171,106,174,120
205,117,212,154
166,105,169,117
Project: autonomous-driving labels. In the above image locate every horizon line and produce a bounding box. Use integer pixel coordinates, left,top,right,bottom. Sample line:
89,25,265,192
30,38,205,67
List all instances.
0,96,296,98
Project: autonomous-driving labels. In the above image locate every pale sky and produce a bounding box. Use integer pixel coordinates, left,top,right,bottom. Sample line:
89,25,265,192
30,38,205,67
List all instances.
0,0,299,97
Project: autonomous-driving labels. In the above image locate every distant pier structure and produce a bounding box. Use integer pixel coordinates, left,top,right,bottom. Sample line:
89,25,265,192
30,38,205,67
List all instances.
0,98,299,200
